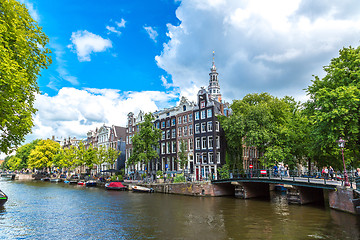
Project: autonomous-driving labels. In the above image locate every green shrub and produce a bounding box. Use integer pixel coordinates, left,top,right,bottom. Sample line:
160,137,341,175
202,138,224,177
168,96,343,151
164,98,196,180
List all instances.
173,173,185,183
156,170,163,176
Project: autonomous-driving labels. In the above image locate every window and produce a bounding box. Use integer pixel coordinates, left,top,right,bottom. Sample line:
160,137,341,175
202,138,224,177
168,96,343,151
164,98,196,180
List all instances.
216,121,220,131
207,122,213,132
156,122,160,128
207,109,212,118
189,125,193,135
172,118,176,126
202,137,207,149
189,113,193,122
183,115,187,123
201,110,206,119
208,152,214,163
195,111,199,120
167,142,171,154
162,131,165,140
189,138,193,150
166,130,170,139
196,153,201,163
201,122,206,133
195,124,200,134
217,152,221,163
200,100,205,109
178,117,182,124
172,141,176,153
162,143,166,154
161,121,165,128
208,136,213,149
126,136,129,144
178,127,182,137
172,129,176,138
195,138,200,150
216,136,220,148
184,126,188,136
166,120,170,128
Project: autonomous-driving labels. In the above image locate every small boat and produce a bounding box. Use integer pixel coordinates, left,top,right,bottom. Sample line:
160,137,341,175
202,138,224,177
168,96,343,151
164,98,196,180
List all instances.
85,180,97,187
105,182,127,191
64,180,70,184
41,177,50,181
0,190,8,206
50,178,62,183
131,185,154,193
77,181,85,186
69,180,78,184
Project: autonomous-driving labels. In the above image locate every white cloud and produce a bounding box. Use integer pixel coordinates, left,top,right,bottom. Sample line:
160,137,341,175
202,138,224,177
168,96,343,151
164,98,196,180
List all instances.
144,26,159,42
116,19,126,28
107,18,126,35
156,0,360,102
26,88,177,142
68,30,112,62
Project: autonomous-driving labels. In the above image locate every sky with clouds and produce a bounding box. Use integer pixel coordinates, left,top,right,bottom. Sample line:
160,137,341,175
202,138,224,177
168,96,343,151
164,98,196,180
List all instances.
14,0,360,148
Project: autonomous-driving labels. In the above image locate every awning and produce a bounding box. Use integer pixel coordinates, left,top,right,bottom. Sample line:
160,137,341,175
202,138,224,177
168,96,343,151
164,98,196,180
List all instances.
100,169,121,173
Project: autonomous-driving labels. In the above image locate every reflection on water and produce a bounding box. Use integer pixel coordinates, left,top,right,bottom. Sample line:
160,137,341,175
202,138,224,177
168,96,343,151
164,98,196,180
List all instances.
0,180,359,239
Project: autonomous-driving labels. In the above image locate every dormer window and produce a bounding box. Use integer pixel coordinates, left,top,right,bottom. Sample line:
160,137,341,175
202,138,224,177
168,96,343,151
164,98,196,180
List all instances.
183,105,186,111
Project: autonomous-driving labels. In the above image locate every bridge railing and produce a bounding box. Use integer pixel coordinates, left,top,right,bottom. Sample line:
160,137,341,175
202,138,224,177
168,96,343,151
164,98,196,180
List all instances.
217,169,357,188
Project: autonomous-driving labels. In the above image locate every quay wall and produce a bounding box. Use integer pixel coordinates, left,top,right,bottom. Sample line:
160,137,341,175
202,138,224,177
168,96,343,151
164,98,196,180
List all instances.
134,182,234,197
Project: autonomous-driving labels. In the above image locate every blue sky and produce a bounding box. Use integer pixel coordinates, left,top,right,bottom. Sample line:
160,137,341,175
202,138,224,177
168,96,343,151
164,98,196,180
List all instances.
14,0,360,147
34,0,180,95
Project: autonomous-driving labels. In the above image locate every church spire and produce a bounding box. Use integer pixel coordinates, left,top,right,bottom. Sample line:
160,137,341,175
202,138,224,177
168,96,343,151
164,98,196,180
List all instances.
208,51,221,102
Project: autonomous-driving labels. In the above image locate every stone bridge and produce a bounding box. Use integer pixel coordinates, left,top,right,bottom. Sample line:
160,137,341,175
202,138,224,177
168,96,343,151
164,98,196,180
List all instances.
212,176,360,215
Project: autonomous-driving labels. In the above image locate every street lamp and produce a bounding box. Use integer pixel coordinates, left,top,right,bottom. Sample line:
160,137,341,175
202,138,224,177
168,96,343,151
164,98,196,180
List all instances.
337,137,350,187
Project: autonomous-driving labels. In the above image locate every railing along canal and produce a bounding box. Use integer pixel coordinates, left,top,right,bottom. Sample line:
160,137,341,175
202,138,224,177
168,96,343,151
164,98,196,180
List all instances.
215,169,358,189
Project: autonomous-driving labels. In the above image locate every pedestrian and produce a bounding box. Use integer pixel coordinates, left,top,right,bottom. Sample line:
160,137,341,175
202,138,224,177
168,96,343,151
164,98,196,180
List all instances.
324,167,329,179
273,164,278,177
355,168,360,177
284,165,289,177
329,166,334,180
280,163,285,177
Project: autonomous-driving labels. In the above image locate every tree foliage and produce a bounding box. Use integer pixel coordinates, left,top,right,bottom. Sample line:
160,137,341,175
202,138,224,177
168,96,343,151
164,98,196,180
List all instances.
177,139,188,170
128,113,161,165
0,0,51,153
305,45,360,168
28,139,60,170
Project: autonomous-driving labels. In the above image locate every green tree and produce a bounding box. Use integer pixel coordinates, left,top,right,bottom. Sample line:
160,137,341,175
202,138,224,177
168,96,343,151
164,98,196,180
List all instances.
6,155,21,171
0,0,51,154
106,147,120,170
84,144,97,173
305,45,360,168
28,139,60,172
14,139,40,169
177,139,188,174
128,113,161,167
95,146,107,174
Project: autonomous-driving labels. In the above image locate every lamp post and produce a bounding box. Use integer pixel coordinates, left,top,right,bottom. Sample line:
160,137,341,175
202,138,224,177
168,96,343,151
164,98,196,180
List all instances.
337,137,350,187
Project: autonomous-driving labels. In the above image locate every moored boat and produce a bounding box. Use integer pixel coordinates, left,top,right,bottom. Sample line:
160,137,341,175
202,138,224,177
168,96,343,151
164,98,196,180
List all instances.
105,182,127,191
85,180,97,187
77,181,85,186
50,178,62,183
131,185,154,193
0,190,8,206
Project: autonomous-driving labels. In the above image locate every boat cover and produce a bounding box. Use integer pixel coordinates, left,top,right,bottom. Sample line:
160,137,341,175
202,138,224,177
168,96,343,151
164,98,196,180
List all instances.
108,182,125,188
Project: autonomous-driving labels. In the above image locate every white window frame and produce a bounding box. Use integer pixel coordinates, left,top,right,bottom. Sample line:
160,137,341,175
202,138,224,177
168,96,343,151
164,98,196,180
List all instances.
207,109,212,118
201,110,206,119
208,152,214,163
207,122,213,132
216,136,220,149
216,121,220,132
208,136,213,149
195,138,200,150
217,152,221,164
195,124,200,134
195,111,199,120
201,122,206,133
201,137,207,149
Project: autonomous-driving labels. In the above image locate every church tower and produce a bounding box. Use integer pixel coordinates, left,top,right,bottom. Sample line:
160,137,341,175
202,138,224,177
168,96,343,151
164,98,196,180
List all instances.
208,51,222,102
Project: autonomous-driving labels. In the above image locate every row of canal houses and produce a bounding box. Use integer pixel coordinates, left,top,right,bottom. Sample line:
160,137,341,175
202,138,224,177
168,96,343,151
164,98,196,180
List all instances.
59,58,260,180
126,59,232,180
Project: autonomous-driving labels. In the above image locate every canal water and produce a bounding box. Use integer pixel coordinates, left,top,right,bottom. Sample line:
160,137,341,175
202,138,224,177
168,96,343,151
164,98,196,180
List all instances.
0,179,359,240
